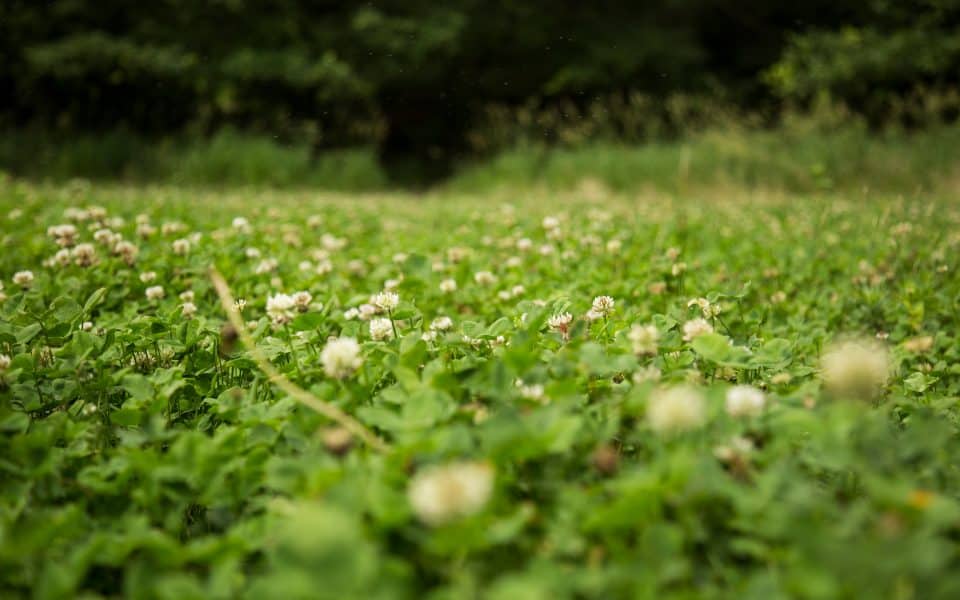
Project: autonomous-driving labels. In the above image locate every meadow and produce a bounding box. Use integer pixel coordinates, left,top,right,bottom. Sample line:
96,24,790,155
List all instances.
2,178,960,598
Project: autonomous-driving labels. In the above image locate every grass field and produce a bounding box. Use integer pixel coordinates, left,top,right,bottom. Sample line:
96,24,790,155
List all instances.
2,179,960,598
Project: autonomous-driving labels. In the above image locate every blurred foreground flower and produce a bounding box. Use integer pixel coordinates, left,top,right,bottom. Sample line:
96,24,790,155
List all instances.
320,337,363,379
408,461,494,526
647,386,706,433
821,338,890,400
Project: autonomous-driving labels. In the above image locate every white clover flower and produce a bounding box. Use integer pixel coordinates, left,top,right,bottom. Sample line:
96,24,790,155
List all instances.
632,365,662,384
145,286,165,301
821,338,890,400
315,260,333,276
232,216,251,233
408,462,494,526
172,238,191,255
93,228,116,245
714,436,755,463
421,331,437,342
725,385,766,418
136,222,157,238
591,295,615,315
372,291,399,312
516,238,533,251
446,247,469,263
179,290,195,303
606,239,622,254
671,262,687,276
628,324,659,356
682,318,714,341
497,290,512,301
439,278,457,293
542,215,560,230
71,243,97,267
306,215,323,228
538,244,555,256
255,258,278,274
321,234,347,251
13,271,34,287
140,271,157,283
430,316,453,331
343,307,360,320
320,337,363,379
584,309,604,321
114,240,139,265
384,278,402,291
647,386,706,433
181,302,197,318
234,299,247,313
511,284,525,297
266,293,296,326
547,312,573,338
52,249,72,267
369,317,394,341
474,271,497,285
518,383,546,402
431,261,446,272
0,354,11,370
292,291,313,312
687,297,720,318
505,256,523,268
80,321,94,331
358,303,377,320
392,252,409,264
245,247,262,259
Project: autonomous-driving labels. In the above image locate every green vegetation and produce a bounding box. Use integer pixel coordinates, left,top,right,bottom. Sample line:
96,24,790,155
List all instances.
2,181,960,597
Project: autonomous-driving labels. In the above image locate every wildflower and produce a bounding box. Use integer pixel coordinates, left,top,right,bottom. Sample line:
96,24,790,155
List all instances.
606,239,622,254
439,278,457,293
48,224,78,247
516,238,533,251
474,271,497,285
179,290,195,303
542,215,560,230
770,291,787,304
903,336,934,354
320,337,363,379
821,338,890,400
548,312,573,339
538,244,555,256
145,286,165,301
632,365,662,384
234,299,247,312
430,316,453,331
725,385,766,418
447,247,469,263
682,318,714,341
392,252,408,264
517,381,546,402
628,324,659,356
292,291,313,312
0,354,10,370
648,281,667,295
344,307,360,320
245,247,262,259
136,222,156,238
255,258,278,274
266,293,296,326
505,256,523,268
369,317,394,341
13,271,34,288
172,238,191,255
114,240,139,265
80,321,94,331
232,216,251,233
714,436,755,463
591,295,615,316
181,302,197,318
358,304,377,320
71,243,97,267
51,249,72,267
407,462,494,526
671,262,687,276
687,297,720,318
140,271,157,283
348,259,366,276
315,260,333,275
647,386,706,433
372,291,399,312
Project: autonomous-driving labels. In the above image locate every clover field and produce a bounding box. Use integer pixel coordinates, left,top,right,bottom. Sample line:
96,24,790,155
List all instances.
2,181,960,599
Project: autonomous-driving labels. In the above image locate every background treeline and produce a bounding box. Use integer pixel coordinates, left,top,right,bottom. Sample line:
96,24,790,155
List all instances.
2,0,960,183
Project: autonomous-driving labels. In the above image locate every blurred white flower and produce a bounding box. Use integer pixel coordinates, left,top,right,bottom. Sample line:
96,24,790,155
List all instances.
821,338,890,400
647,386,706,433
628,324,659,356
725,385,766,417
320,337,363,379
408,462,494,526
682,318,714,341
369,317,394,341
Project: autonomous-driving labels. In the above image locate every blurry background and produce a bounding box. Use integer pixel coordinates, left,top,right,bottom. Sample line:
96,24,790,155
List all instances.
1,0,959,190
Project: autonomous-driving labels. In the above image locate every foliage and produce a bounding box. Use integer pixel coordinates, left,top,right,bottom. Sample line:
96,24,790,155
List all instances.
1,181,960,597
6,0,958,176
